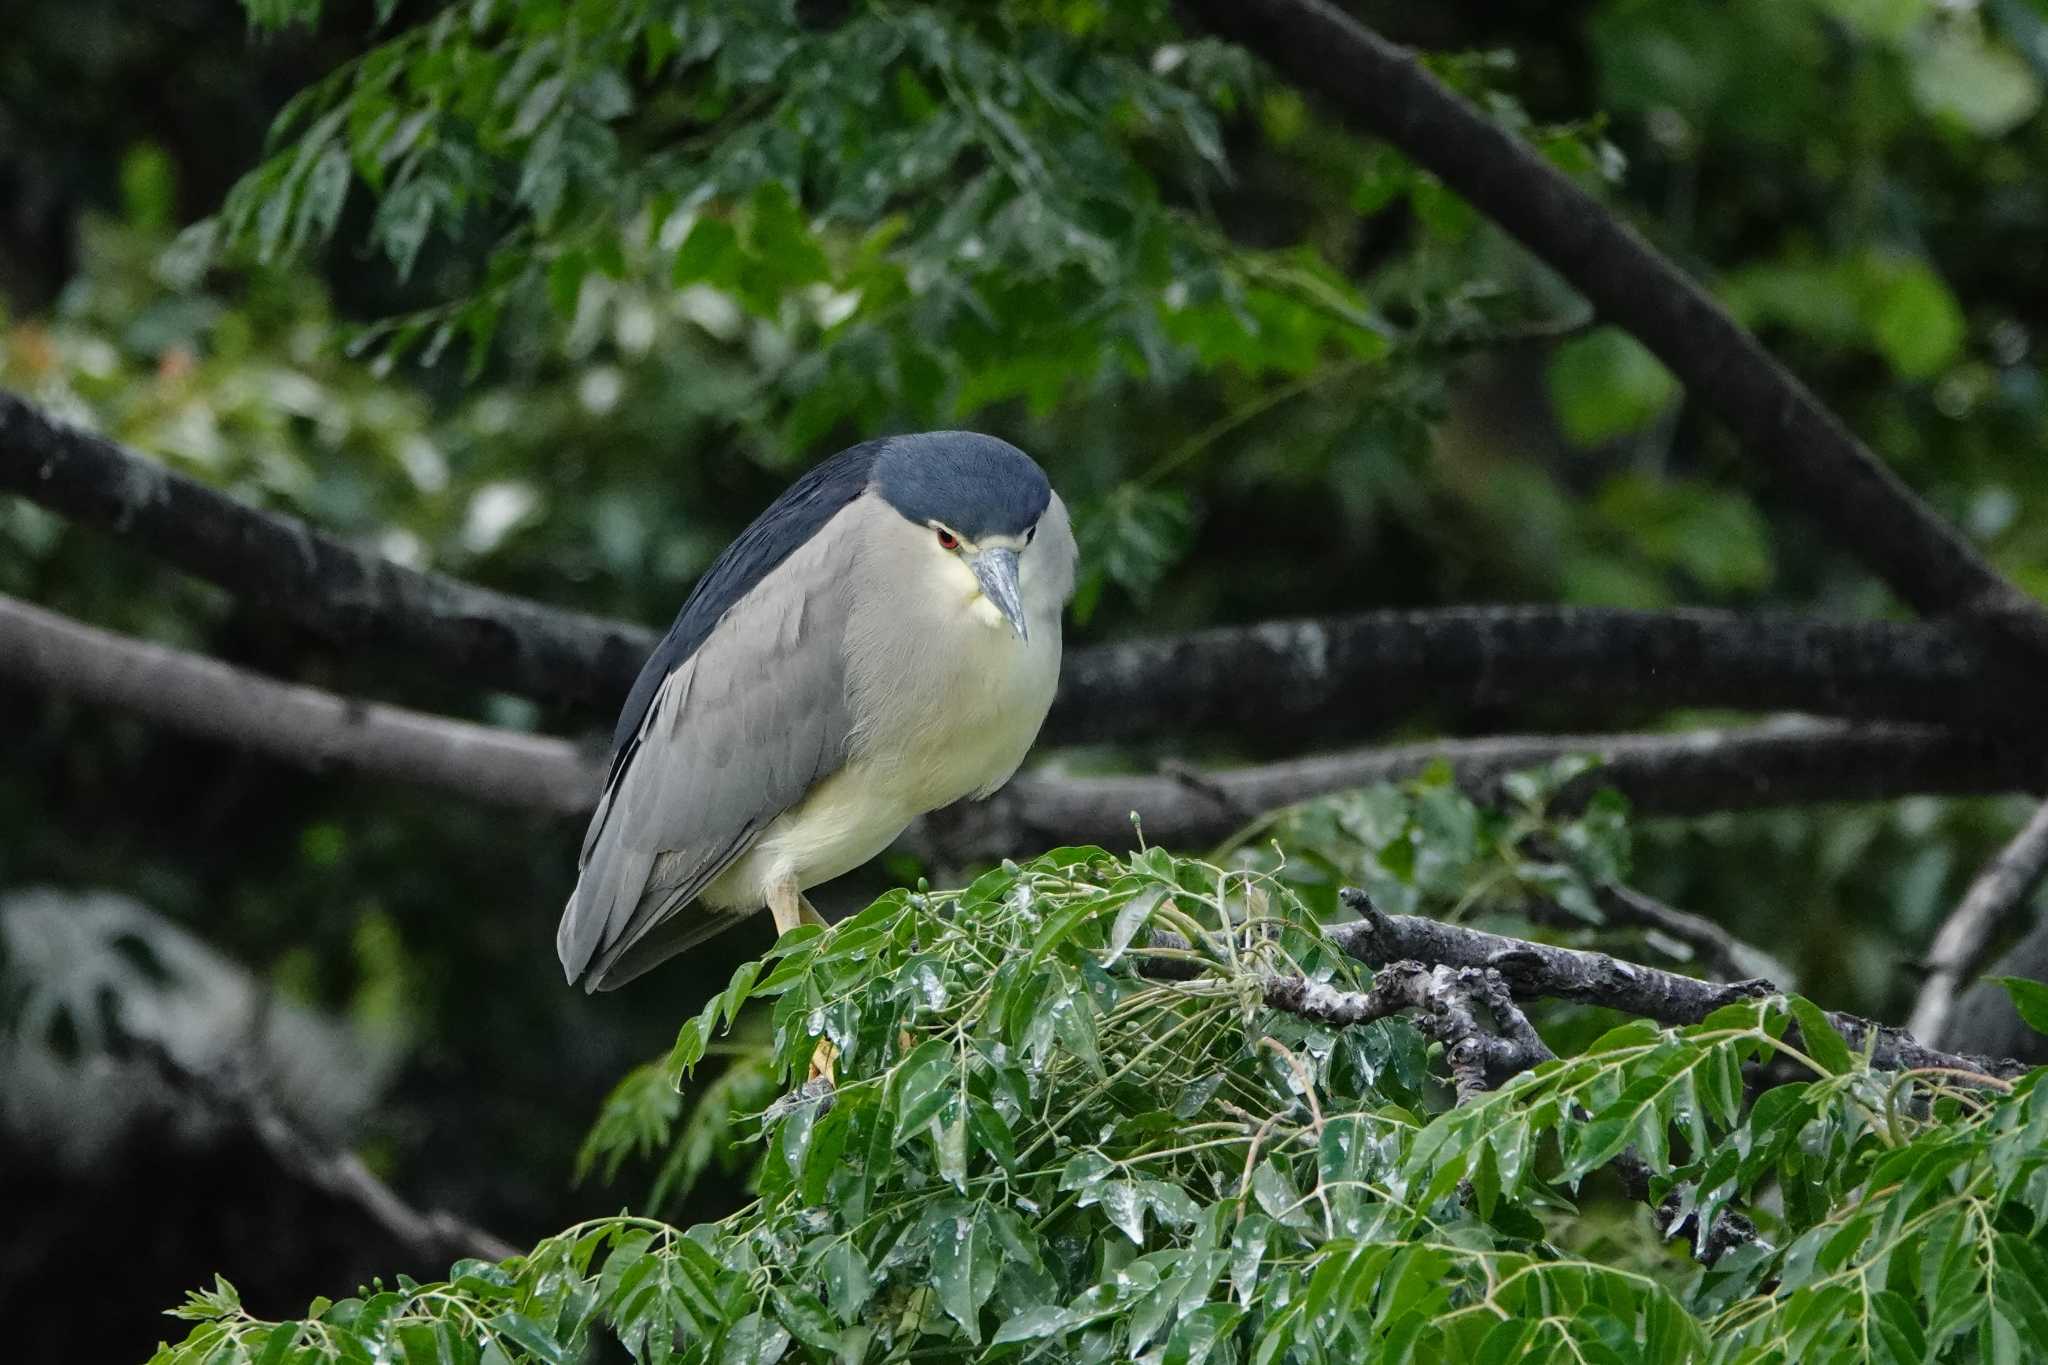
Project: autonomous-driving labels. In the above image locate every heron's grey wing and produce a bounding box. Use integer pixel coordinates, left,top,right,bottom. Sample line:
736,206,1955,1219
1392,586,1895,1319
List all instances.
557,517,859,990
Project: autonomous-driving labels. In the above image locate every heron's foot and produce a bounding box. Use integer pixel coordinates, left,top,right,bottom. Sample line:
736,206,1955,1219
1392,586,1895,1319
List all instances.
807,1036,838,1086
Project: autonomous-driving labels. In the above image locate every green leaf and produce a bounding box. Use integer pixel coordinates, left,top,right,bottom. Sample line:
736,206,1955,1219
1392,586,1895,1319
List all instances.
1787,995,1857,1075
488,1312,566,1365
1867,258,1965,379
718,1311,790,1365
1994,977,2048,1036
821,1242,873,1326
992,1305,1074,1345
929,1202,998,1343
769,1287,839,1354
1912,27,2042,135
1546,327,1678,446
894,1038,955,1138
1162,1301,1242,1365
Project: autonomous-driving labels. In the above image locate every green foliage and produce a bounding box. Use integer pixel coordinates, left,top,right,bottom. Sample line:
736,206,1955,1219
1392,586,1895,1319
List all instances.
150,844,2048,1364
207,0,1365,415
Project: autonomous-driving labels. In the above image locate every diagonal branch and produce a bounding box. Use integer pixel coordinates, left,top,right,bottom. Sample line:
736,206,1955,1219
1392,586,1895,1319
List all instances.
1178,0,2048,656
0,592,598,814
4,391,2039,748
1908,800,2048,1046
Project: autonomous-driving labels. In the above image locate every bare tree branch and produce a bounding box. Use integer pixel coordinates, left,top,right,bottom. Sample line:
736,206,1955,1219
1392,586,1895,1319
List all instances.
913,722,2048,861
9,589,2046,869
1908,800,2048,1046
0,593,598,813
4,391,2039,748
1049,604,2038,746
1331,888,2026,1079
1177,0,2048,657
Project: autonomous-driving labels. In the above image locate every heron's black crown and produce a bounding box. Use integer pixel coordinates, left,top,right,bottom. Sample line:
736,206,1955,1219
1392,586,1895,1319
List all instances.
873,431,1052,541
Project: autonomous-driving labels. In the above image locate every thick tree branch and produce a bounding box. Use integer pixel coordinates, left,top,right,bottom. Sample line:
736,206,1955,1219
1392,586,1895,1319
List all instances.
0,593,599,813
1178,0,2048,657
1908,801,2048,1046
1049,605,2037,747
9,590,2045,867
1331,888,2026,1079
4,392,2038,748
914,721,2048,861
1946,916,2048,1066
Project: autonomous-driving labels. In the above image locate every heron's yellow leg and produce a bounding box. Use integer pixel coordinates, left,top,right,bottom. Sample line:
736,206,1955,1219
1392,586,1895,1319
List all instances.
767,874,806,936
768,880,837,1083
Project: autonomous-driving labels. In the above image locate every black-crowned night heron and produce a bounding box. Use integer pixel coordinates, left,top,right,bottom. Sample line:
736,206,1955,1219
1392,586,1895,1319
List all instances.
557,432,1076,992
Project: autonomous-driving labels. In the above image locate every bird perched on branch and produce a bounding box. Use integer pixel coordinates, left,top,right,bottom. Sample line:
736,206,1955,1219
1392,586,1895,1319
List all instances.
557,432,1076,992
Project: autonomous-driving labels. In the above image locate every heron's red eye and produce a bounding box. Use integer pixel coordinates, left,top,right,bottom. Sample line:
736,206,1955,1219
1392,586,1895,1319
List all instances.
935,527,959,550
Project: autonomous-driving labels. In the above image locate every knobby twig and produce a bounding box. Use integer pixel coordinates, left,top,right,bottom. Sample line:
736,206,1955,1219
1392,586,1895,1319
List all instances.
1171,940,1757,1260
1177,0,2048,660
1333,888,2027,1079
1512,882,1792,986
131,1035,519,1266
4,392,2040,747
1909,801,2048,1047
1264,963,1553,1102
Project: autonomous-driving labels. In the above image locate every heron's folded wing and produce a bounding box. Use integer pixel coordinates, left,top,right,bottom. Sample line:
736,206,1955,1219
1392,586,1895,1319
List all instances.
557,517,858,990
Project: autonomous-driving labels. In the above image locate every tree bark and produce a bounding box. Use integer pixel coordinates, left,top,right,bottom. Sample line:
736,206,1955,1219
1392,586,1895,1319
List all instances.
1331,890,2025,1079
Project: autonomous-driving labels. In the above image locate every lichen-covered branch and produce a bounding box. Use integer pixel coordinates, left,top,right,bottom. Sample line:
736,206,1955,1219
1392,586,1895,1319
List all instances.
1333,888,2026,1080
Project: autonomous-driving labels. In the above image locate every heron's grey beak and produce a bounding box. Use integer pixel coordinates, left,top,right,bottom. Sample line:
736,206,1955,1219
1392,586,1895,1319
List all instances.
970,546,1028,641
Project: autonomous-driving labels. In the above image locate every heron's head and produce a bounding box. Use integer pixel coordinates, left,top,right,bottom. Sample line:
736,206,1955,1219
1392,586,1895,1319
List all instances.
873,432,1066,641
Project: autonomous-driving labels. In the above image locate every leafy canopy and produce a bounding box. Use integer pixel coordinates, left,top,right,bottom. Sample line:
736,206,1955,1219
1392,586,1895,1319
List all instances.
153,836,2048,1365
